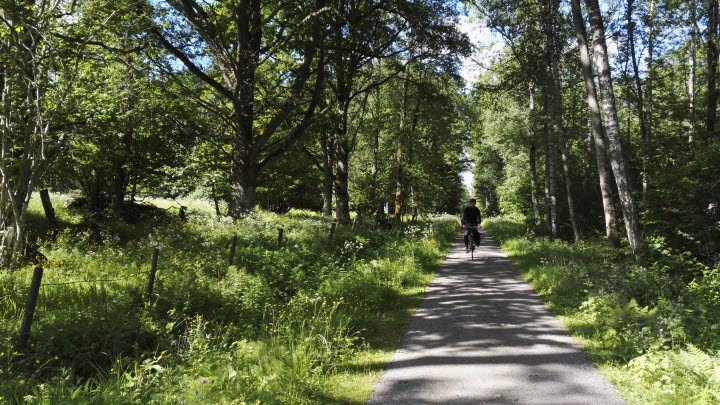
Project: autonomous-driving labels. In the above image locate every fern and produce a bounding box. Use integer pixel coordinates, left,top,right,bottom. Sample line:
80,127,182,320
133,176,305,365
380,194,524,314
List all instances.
679,344,714,376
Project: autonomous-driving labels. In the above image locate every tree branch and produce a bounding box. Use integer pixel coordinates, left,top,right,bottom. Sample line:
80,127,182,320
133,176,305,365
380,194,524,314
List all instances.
150,26,235,100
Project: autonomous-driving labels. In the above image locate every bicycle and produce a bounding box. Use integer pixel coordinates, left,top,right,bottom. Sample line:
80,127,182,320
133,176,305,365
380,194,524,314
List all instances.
465,225,481,260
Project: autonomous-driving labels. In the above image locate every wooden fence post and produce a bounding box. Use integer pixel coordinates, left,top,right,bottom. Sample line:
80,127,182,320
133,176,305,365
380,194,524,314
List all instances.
229,234,238,265
16,266,44,352
328,222,337,244
277,228,284,249
145,248,159,303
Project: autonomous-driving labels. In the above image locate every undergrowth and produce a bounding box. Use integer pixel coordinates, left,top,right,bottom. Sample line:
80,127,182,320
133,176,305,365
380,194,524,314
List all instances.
0,194,457,404
484,216,720,405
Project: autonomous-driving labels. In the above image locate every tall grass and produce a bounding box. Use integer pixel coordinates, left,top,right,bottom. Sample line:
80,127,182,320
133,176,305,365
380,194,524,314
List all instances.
1,194,457,404
484,216,720,405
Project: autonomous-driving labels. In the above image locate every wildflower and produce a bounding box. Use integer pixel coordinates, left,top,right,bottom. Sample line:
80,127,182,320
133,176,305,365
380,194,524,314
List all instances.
202,379,208,384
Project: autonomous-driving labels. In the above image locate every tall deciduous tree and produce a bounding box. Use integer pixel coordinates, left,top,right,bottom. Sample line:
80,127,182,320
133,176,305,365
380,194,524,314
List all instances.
151,0,328,217
569,0,619,246
0,0,100,266
585,0,642,258
542,0,561,239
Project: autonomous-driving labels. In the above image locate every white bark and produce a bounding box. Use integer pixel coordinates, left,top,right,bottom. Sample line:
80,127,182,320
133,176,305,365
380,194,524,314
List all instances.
585,0,642,259
570,0,619,246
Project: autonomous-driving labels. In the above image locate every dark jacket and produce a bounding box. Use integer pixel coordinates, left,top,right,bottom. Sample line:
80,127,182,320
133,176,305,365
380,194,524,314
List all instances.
462,206,482,227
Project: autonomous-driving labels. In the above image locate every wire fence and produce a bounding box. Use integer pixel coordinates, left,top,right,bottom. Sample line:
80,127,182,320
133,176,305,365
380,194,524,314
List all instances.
1,270,146,303
3,222,344,352
39,273,145,287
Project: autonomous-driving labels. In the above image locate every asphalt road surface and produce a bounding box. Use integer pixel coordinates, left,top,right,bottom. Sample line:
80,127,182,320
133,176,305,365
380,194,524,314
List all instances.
367,231,626,405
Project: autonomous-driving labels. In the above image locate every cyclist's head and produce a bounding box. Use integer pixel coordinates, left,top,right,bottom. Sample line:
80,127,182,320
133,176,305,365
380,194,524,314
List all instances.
468,198,476,206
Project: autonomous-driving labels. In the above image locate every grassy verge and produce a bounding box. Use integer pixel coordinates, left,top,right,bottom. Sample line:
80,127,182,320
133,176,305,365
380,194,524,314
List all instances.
1,194,457,404
484,216,720,405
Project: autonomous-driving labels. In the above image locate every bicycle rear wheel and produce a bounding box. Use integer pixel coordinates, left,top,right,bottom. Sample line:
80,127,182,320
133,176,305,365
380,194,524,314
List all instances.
470,233,475,260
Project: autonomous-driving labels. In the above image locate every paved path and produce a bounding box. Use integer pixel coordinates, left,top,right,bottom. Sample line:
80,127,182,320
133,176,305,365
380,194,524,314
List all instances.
367,231,625,405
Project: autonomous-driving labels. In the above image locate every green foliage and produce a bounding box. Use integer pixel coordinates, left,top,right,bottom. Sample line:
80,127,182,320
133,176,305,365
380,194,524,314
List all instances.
484,216,720,404
619,345,720,404
0,194,457,403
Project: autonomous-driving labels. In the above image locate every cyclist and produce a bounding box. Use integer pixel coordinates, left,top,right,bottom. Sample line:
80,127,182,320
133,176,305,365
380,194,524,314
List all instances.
461,198,482,253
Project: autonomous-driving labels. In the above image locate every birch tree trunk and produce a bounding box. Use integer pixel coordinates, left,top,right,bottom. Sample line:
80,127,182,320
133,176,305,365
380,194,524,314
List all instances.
543,0,560,239
585,0,643,258
529,82,542,225
707,0,719,140
570,0,619,246
688,0,697,144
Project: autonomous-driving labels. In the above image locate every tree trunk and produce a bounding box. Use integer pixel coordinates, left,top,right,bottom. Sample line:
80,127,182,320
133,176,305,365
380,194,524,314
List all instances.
559,135,581,241
586,0,643,259
627,0,651,203
332,86,353,223
689,0,697,144
708,0,719,139
529,82,542,225
646,0,655,144
229,140,257,216
546,0,579,242
543,0,560,239
371,90,384,224
321,132,334,217
211,181,221,216
39,189,57,226
334,143,351,223
394,75,411,220
570,0,619,246
529,145,541,224
485,185,498,217
112,127,133,211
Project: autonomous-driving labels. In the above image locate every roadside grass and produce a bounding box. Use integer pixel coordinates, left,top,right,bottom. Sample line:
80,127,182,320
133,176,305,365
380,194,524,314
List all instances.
484,216,720,405
0,193,456,404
